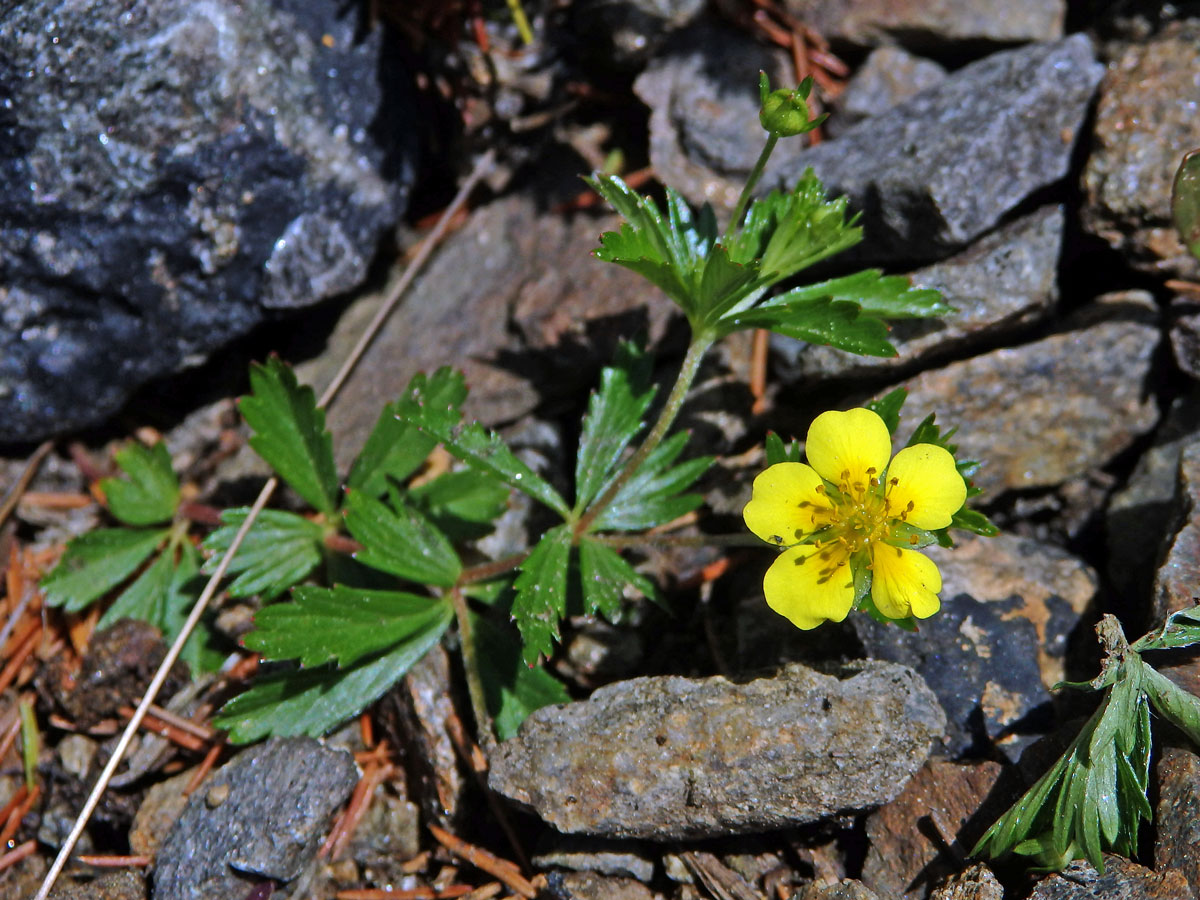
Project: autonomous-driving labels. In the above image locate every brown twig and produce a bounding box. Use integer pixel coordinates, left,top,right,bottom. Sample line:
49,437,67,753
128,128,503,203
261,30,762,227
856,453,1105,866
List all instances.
0,441,54,531
184,736,226,796
0,839,37,872
428,825,536,899
0,626,41,694
0,784,40,848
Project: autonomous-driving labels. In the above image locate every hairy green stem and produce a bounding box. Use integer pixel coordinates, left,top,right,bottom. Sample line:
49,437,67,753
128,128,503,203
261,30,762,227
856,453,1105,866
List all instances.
575,333,715,536
449,586,495,749
723,134,778,244
457,552,529,587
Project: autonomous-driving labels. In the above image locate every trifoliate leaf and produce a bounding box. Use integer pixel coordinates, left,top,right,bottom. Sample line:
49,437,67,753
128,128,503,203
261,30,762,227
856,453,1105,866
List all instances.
343,490,460,588
868,388,907,437
472,614,570,741
511,525,572,665
42,528,169,612
246,585,452,668
202,508,326,600
409,470,510,542
1132,605,1200,652
577,538,658,620
574,343,656,511
764,431,802,466
241,357,340,514
347,368,467,498
213,603,452,743
589,432,712,532
101,441,180,526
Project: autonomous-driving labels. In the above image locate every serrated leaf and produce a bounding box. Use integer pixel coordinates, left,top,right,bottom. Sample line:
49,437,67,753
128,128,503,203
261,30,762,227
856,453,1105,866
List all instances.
472,614,570,741
343,491,461,588
42,528,169,612
241,357,339,514
247,585,452,668
213,603,452,743
99,549,174,628
868,388,907,436
1132,606,1200,652
410,470,511,541
577,538,658,621
725,296,897,357
590,432,712,532
101,441,180,526
160,542,227,674
1142,664,1200,745
202,508,325,600
574,343,656,511
347,368,467,497
512,525,572,665
394,381,569,517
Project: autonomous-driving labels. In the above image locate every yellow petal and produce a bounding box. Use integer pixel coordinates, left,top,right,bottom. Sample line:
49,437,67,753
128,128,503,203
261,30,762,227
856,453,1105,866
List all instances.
885,444,967,530
870,544,942,620
743,462,833,546
763,544,856,629
806,408,892,490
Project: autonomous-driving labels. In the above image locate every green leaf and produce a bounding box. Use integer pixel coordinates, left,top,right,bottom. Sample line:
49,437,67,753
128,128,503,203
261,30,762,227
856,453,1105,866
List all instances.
410,470,511,541
42,528,169,612
764,431,802,466
1142,664,1200,745
343,491,461,588
511,525,572,665
724,296,897,357
202,508,326,600
577,538,658,621
472,615,570,741
868,388,907,437
1132,606,1200,652
241,357,340,514
574,343,656,511
394,379,569,518
213,603,452,743
589,432,712,532
347,368,467,498
101,442,180,526
98,549,174,628
950,507,999,537
159,543,227,674
247,585,452,668
1172,148,1200,261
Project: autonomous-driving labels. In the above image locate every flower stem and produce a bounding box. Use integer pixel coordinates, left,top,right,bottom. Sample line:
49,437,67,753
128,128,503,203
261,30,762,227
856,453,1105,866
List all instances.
449,586,494,749
724,134,778,244
575,332,715,536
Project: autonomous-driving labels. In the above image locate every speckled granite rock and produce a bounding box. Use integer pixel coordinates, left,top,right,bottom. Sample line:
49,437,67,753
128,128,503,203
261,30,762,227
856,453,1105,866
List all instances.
0,0,415,442
1027,857,1192,900
829,46,946,136
490,661,946,839
1155,745,1200,899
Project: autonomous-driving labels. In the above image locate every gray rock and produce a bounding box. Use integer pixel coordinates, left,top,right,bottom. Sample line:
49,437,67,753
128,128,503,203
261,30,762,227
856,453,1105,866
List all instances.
1081,22,1200,279
829,47,946,136
854,534,1096,757
1170,294,1200,379
1027,857,1192,900
797,881,882,900
779,0,1065,48
775,205,1063,381
153,737,358,900
0,0,414,442
548,871,658,900
1152,436,1200,625
770,36,1102,264
49,870,146,900
533,836,656,881
893,294,1160,498
929,864,1004,900
489,661,946,839
569,0,707,69
1155,745,1200,899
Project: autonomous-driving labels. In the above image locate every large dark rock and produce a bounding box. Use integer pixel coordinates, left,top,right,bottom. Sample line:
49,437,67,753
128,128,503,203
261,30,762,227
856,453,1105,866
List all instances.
0,0,415,443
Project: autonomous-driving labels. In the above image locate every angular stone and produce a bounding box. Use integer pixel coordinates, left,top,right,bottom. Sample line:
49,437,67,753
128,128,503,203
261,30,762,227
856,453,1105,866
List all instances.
797,881,881,900
770,36,1101,264
0,0,414,442
780,0,1065,47
1081,22,1200,279
1027,857,1192,900
1155,745,1200,899
1170,294,1200,381
829,47,946,136
489,661,945,839
1153,437,1200,624
929,864,1004,900
153,737,358,900
49,871,146,900
549,871,657,900
776,205,1063,382
894,296,1159,498
861,760,1003,899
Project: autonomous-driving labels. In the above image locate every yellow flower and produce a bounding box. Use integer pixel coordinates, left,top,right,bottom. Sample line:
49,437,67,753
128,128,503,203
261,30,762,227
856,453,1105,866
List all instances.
744,408,966,630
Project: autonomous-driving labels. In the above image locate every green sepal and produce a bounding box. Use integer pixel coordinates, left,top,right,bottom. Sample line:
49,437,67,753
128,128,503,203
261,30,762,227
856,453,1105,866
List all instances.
883,522,940,551
42,527,170,612
573,342,656,512
511,524,572,665
343,490,461,588
868,388,907,437
764,431,802,466
950,507,998,537
758,73,826,138
214,602,452,743
240,357,340,515
347,368,467,497
101,441,180,526
577,538,659,620
589,432,711,533
472,614,570,741
202,508,326,600
246,585,452,669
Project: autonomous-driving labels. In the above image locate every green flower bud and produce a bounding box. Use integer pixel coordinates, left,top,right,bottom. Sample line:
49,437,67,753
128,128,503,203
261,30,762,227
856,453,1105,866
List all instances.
758,73,826,138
